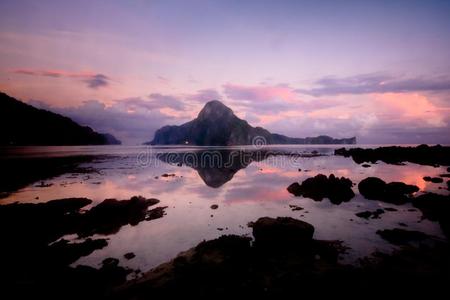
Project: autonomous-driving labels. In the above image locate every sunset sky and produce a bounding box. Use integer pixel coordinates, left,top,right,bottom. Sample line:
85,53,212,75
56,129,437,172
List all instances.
1,0,449,144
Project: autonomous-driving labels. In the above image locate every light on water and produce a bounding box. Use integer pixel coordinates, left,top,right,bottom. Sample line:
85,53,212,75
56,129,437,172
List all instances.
2,145,447,272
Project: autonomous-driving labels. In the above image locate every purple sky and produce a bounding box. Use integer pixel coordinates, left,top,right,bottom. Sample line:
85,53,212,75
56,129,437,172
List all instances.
1,0,449,144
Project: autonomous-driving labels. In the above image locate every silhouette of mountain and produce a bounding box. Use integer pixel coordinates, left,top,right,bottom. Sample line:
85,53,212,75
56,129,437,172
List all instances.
0,92,121,145
147,100,356,146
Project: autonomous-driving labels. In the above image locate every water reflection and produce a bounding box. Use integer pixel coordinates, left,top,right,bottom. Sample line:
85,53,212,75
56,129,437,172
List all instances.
0,146,448,273
156,149,311,188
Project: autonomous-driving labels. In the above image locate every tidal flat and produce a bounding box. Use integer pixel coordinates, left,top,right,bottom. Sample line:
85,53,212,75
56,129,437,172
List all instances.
1,144,449,298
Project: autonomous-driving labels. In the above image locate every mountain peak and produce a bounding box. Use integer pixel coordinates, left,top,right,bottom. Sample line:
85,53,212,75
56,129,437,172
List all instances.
197,100,234,121
147,100,356,146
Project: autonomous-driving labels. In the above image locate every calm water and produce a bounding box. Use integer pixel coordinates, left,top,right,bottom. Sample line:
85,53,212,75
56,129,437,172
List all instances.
1,145,448,274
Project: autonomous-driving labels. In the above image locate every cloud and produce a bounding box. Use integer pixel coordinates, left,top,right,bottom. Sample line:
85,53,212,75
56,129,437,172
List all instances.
28,97,191,145
223,83,298,102
222,83,341,114
148,93,186,110
296,73,450,96
156,75,170,84
84,74,110,89
185,89,221,103
258,92,450,144
11,69,111,89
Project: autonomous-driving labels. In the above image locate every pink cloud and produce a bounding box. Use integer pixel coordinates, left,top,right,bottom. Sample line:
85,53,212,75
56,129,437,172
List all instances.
373,92,448,127
223,83,298,102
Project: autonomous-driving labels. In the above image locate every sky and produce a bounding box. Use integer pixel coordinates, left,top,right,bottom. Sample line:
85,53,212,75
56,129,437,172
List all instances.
0,0,449,145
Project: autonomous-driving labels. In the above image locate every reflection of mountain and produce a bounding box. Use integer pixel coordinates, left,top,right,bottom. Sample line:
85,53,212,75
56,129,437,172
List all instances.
147,100,356,146
157,149,305,188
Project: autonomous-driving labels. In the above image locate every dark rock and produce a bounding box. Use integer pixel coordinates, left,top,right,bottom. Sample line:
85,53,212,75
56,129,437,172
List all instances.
335,145,450,167
210,204,219,209
289,204,304,211
356,209,385,219
358,177,386,199
287,174,355,204
124,252,136,260
161,173,176,177
48,238,108,265
146,206,168,221
362,164,371,168
384,207,398,212
439,174,450,178
376,228,429,245
423,176,444,183
412,193,450,238
358,177,419,204
252,217,314,249
35,181,54,187
0,154,101,194
78,196,162,236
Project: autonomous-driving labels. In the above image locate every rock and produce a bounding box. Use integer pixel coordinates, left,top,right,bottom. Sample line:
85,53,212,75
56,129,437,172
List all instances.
423,176,443,183
355,209,385,219
358,177,419,204
161,173,176,177
48,238,108,265
376,228,429,245
335,145,450,166
412,193,450,238
362,164,371,168
124,252,136,260
35,181,54,187
252,217,315,249
384,207,398,212
358,177,386,199
146,206,168,221
102,257,120,267
289,204,304,211
439,174,450,178
287,174,355,204
78,196,162,236
210,204,219,210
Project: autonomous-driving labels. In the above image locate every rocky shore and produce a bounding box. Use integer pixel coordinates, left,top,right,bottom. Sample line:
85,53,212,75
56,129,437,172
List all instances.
335,144,450,166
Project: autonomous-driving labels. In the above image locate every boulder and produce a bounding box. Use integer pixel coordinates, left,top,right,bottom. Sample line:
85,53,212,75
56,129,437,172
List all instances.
252,217,314,249
287,174,355,204
358,177,418,204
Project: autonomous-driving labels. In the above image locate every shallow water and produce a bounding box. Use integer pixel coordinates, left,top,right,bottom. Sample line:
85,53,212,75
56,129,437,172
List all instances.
1,145,448,274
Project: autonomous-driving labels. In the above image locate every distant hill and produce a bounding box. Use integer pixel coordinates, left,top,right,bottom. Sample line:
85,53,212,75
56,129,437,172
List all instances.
146,100,356,146
0,92,121,146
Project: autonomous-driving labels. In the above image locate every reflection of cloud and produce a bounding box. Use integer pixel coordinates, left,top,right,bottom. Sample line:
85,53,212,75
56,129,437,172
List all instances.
297,73,450,96
11,69,111,89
